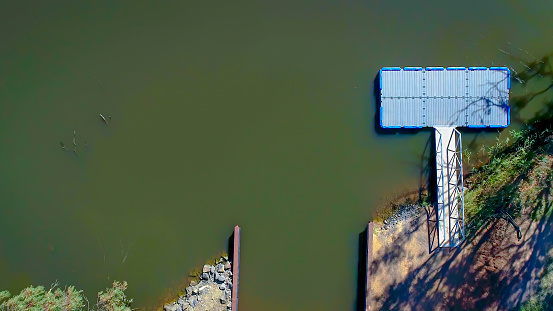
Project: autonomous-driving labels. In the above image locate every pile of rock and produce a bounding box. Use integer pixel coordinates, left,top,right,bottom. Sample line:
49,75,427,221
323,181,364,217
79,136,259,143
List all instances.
164,257,233,311
380,203,421,231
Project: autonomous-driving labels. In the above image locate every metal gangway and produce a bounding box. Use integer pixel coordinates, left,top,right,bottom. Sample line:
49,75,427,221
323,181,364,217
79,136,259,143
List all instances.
379,67,510,247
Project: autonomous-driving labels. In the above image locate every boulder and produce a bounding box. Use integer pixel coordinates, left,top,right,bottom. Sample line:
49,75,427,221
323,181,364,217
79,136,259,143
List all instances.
219,284,226,290
224,262,231,270
220,298,227,304
216,263,225,273
164,303,182,311
215,272,226,283
177,297,186,306
198,285,209,294
202,265,211,273
201,273,209,280
190,280,197,286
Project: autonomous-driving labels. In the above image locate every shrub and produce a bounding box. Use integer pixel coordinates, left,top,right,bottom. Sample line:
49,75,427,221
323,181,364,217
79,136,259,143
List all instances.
0,281,132,311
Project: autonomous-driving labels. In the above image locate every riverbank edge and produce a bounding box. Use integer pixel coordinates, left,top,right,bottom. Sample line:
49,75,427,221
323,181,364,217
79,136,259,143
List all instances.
159,226,241,311
162,255,233,311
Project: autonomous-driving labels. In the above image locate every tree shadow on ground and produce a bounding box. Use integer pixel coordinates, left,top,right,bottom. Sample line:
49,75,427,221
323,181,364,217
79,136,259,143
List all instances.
372,209,553,310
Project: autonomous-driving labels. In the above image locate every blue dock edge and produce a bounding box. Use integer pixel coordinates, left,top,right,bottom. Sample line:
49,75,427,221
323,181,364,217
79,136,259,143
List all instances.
378,66,511,129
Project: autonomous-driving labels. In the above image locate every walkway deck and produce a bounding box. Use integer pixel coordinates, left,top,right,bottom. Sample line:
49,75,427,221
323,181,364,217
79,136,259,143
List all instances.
435,127,464,247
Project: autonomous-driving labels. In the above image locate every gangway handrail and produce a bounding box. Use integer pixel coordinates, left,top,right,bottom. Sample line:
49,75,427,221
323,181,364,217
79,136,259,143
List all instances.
446,128,465,246
435,130,446,246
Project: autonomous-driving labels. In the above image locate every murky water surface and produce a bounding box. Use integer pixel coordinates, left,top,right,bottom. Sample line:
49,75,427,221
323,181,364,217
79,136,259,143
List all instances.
1,1,552,310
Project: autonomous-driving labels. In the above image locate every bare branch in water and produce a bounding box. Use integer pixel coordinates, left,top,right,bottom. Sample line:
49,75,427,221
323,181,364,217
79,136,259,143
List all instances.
83,295,90,311
60,141,67,150
49,280,59,293
100,114,108,125
93,76,103,87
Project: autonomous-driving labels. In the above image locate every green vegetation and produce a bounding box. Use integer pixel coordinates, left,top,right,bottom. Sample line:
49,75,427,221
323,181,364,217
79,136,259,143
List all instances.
0,281,132,311
462,88,553,309
96,281,133,311
463,118,553,237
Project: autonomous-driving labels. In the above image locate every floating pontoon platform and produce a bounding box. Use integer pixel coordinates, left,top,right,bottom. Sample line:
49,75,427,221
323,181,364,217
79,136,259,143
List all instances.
380,67,510,129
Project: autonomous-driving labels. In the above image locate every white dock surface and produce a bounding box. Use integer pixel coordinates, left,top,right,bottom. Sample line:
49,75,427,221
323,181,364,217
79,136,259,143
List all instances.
435,127,461,247
379,67,510,128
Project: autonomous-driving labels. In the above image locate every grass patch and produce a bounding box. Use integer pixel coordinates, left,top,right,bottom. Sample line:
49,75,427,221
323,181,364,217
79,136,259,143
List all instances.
464,119,553,237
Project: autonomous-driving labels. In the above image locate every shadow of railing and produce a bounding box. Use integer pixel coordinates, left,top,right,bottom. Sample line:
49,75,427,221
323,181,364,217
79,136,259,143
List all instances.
423,132,440,253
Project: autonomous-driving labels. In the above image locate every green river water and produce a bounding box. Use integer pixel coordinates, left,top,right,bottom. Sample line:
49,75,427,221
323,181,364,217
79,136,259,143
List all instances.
1,1,552,310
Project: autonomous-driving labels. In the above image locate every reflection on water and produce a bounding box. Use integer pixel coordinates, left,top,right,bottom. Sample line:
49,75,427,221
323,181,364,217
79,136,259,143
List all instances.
1,1,553,310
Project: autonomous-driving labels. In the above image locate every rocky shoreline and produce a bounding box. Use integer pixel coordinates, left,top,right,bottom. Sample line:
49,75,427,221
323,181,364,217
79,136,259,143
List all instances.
378,203,422,232
164,256,233,311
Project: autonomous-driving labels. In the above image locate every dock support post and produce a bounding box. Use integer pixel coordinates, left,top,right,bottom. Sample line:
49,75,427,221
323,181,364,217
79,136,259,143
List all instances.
231,225,241,311
365,222,374,311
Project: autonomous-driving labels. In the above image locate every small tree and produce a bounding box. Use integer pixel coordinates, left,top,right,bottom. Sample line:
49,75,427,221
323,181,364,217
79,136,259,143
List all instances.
95,281,133,311
0,284,85,311
0,281,132,311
